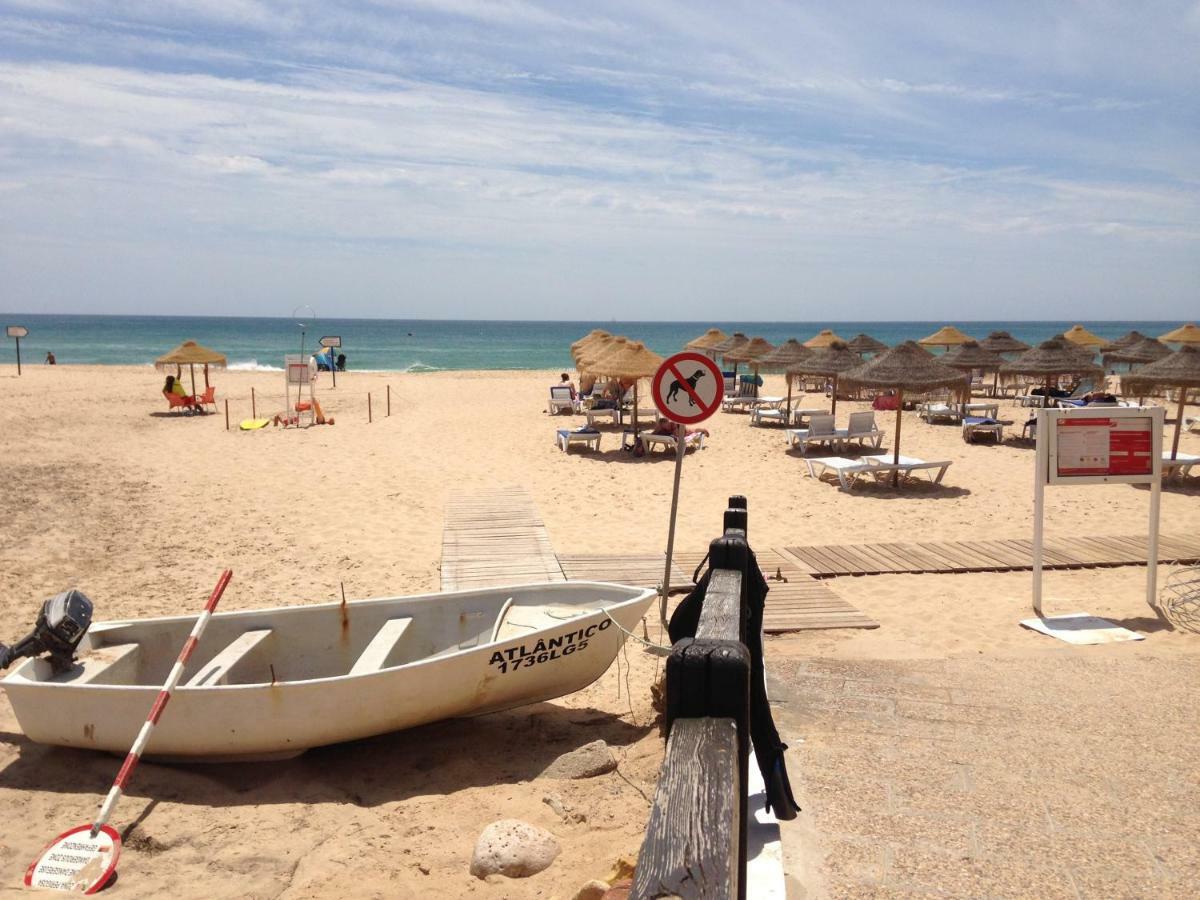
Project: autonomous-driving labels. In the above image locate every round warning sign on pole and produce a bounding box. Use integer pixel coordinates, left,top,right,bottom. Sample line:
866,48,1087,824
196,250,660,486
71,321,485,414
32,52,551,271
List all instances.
652,352,723,425
26,824,120,894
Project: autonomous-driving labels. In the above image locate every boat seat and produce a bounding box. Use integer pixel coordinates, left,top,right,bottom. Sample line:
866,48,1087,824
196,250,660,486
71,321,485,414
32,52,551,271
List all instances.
51,642,141,685
185,629,273,687
349,617,413,675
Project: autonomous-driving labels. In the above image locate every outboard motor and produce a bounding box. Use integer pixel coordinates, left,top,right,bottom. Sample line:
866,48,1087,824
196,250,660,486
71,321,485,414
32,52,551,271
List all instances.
0,589,93,673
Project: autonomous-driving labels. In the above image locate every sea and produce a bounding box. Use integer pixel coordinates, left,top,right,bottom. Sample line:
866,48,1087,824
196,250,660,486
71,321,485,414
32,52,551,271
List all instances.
0,315,1185,372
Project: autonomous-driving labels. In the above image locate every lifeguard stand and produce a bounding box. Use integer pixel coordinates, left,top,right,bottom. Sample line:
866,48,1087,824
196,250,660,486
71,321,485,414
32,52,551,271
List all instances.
284,354,316,427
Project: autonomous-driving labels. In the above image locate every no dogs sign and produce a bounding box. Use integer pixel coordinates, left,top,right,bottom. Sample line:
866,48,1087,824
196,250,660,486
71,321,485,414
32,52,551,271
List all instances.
652,352,723,425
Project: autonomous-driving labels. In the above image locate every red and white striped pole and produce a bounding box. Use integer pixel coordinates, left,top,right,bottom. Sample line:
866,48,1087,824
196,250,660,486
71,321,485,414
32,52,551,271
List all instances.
90,569,232,838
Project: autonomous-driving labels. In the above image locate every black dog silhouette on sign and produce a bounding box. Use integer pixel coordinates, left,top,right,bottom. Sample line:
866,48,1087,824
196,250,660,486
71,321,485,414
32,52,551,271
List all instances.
666,369,707,406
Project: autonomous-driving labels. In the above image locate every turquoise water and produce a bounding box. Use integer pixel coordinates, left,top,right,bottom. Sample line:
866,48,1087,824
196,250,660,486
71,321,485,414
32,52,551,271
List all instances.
0,315,1185,372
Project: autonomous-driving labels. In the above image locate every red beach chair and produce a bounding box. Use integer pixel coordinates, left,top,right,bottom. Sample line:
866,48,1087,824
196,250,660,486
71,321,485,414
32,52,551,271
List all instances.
163,390,197,414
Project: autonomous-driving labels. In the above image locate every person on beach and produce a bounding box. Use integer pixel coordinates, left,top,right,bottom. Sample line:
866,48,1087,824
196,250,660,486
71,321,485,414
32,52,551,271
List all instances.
653,416,709,439
336,353,346,371
45,351,56,365
164,375,188,398
559,372,577,399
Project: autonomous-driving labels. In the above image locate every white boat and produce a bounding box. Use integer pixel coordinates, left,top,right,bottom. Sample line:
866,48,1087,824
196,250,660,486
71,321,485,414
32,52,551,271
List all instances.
1,582,656,762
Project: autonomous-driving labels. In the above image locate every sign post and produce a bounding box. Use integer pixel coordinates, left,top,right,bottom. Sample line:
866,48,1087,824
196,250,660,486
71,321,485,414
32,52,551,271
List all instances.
1032,406,1163,617
7,325,28,375
652,352,724,627
320,336,342,388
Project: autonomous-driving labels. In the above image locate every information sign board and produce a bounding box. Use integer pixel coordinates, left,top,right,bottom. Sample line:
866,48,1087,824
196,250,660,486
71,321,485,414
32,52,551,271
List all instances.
1043,408,1159,485
6,325,28,338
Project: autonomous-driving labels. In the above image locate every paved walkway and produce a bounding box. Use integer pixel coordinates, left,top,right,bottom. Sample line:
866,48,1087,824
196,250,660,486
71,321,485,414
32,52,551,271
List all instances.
769,651,1200,898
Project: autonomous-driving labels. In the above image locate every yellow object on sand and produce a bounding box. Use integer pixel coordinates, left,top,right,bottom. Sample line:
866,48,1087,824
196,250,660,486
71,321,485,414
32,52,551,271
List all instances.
240,418,271,431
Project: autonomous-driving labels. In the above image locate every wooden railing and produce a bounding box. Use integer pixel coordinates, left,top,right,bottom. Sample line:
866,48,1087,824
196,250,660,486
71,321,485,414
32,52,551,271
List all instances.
631,497,752,900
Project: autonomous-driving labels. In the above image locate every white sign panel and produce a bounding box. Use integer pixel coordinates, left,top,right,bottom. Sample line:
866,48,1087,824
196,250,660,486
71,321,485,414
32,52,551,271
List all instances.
6,325,28,338
284,354,312,385
1041,406,1161,485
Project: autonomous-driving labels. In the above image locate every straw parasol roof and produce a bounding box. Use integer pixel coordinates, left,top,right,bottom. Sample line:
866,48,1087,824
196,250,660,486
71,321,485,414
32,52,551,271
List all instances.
841,342,971,486
571,331,612,365
714,331,750,354
1000,338,1103,378
1061,324,1105,347
846,333,888,355
917,325,974,349
1124,346,1200,459
577,335,628,371
155,340,226,369
571,329,610,353
684,328,729,352
803,329,847,349
1099,330,1148,354
723,336,775,364
788,341,862,413
1102,336,1172,367
585,340,662,379
939,341,1005,372
1159,323,1200,344
978,331,1030,354
758,339,812,370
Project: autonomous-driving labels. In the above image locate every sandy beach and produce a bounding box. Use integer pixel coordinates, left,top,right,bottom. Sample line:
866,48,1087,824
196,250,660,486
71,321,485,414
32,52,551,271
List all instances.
1,363,1197,898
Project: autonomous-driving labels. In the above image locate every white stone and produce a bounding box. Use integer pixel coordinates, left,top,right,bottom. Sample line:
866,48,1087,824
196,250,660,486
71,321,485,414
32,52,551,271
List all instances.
541,739,617,779
469,819,560,879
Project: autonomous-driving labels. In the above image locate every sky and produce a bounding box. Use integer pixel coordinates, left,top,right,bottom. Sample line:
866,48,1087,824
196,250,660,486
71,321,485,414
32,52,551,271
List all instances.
1,1,1197,321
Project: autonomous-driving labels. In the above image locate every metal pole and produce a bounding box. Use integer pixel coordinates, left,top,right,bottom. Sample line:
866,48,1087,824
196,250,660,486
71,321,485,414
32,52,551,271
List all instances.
1032,408,1047,617
224,399,229,431
331,348,337,389
387,384,391,416
251,387,256,419
14,337,20,375
659,422,687,630
1171,390,1185,460
1148,407,1163,613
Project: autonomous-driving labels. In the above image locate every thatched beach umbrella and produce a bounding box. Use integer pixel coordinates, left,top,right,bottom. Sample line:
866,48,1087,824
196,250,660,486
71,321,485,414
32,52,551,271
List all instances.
1103,336,1171,370
571,331,612,368
1000,338,1104,408
571,329,610,356
940,341,1006,398
917,325,974,351
842,342,971,487
979,331,1030,355
1100,330,1149,355
759,339,813,420
846,333,888,356
714,332,751,378
803,329,847,349
577,335,629,372
724,337,775,400
787,341,861,415
581,339,663,434
1062,324,1106,348
155,340,227,396
684,328,729,358
1125,346,1200,460
1159,323,1200,345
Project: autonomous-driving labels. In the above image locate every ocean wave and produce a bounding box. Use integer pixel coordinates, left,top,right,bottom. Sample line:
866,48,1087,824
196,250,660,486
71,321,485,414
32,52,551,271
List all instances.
402,361,441,373
228,359,284,372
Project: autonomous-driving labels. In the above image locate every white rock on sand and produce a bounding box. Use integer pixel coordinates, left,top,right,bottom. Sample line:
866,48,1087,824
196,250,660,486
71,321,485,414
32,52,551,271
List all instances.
469,819,560,879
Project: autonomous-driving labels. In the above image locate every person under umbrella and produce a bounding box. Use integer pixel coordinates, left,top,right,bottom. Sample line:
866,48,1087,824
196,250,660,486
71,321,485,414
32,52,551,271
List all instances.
788,341,861,415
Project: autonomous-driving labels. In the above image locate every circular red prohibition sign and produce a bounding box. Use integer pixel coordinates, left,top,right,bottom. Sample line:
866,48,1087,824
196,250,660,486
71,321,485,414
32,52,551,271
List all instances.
652,352,724,425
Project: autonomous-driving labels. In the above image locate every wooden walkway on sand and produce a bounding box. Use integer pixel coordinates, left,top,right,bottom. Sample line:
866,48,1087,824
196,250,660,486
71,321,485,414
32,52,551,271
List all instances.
787,533,1200,578
557,554,695,593
440,486,565,590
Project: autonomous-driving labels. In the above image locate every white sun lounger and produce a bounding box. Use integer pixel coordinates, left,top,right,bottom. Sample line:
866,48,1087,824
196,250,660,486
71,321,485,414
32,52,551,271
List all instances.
584,407,619,427
1162,452,1200,480
642,432,705,453
802,456,873,491
918,401,962,423
786,414,840,453
863,454,952,484
556,429,601,452
548,386,576,415
836,411,885,450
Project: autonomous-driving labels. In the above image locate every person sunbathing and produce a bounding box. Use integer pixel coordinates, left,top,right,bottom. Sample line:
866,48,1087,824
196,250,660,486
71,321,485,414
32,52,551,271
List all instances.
653,417,710,439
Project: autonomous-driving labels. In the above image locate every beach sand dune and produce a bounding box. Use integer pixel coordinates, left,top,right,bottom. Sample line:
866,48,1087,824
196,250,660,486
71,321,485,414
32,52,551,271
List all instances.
0,365,1196,896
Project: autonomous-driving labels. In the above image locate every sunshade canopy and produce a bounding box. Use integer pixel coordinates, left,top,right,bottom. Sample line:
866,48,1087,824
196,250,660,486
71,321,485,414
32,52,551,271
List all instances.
581,339,663,379
803,329,847,349
155,341,227,370
841,341,970,392
577,335,628,371
1099,330,1148,354
571,329,611,355
1123,345,1200,392
786,341,860,376
684,328,729,351
846,333,888,354
1102,337,1172,367
978,331,1030,354
723,336,776,364
714,332,750,355
1159,323,1200,344
938,341,1006,372
758,339,812,371
1061,324,1106,347
574,333,615,367
917,325,974,348
1000,338,1103,378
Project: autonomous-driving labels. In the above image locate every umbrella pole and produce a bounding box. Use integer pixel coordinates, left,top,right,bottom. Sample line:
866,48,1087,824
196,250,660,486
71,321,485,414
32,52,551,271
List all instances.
892,389,903,488
785,376,793,425
831,375,837,416
189,364,197,398
204,364,210,389
1171,388,1185,460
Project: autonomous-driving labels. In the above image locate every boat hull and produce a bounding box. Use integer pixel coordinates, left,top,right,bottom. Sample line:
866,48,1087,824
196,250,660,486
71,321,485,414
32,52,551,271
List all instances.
1,582,656,761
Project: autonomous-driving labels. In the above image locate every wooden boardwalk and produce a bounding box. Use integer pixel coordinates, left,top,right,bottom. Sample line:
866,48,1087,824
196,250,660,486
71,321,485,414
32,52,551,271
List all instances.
557,554,695,593
787,533,1200,578
440,486,565,590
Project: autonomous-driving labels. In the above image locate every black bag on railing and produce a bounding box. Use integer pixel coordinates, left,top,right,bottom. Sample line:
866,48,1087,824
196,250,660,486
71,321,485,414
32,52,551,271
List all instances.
670,548,800,820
